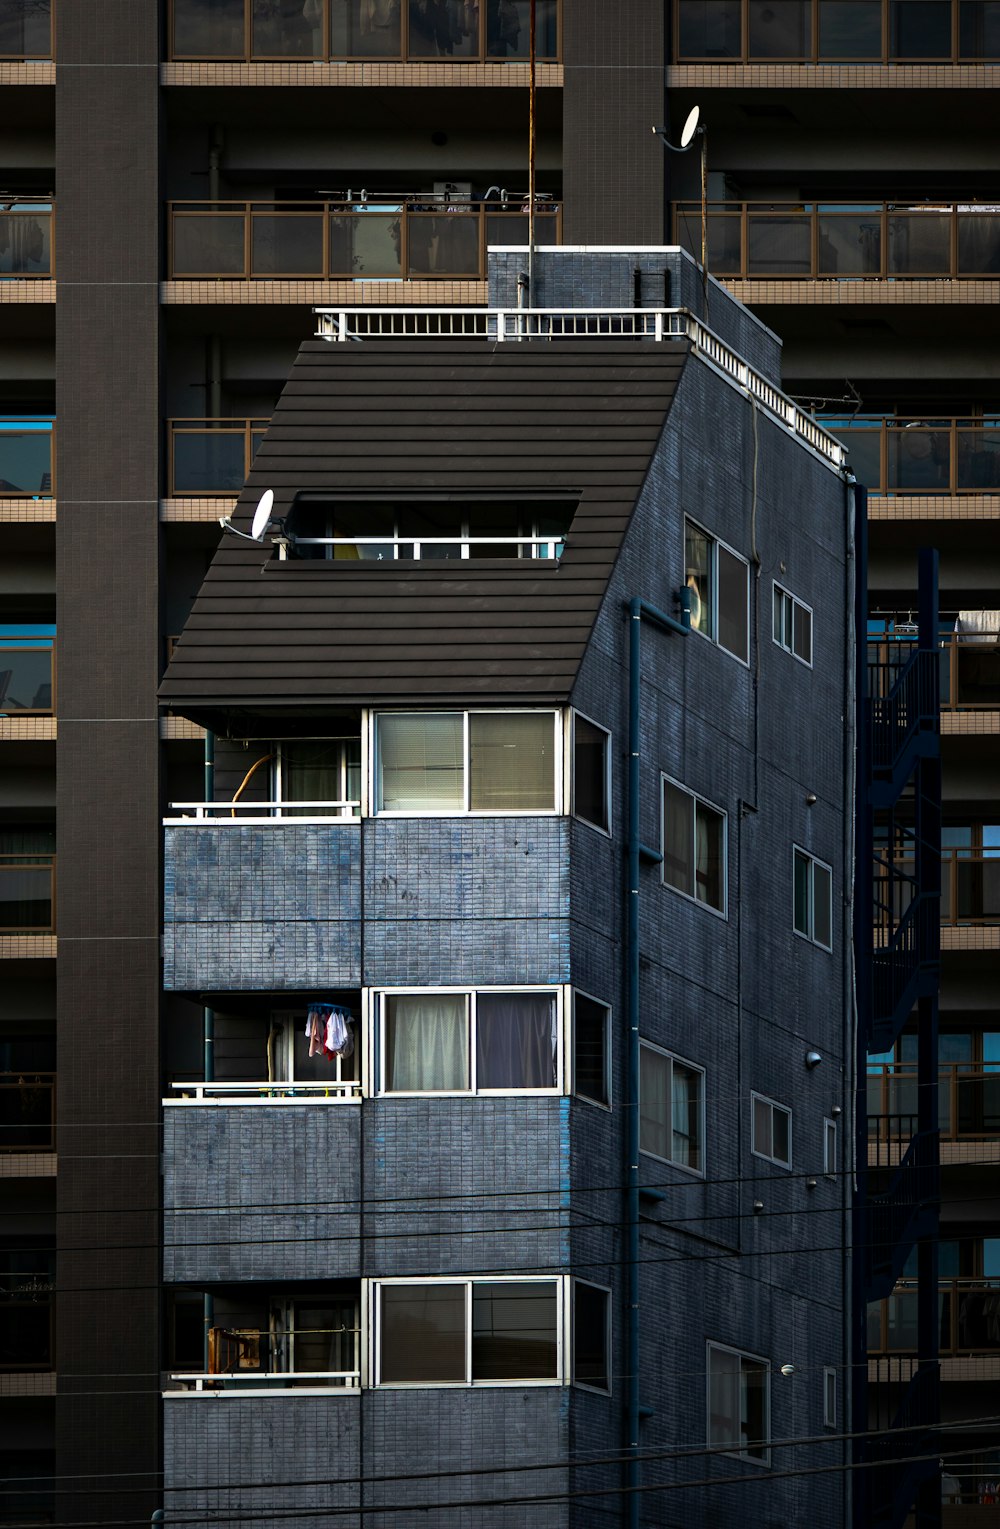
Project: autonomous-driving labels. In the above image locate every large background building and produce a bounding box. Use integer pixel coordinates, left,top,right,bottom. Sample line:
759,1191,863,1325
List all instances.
0,0,996,1524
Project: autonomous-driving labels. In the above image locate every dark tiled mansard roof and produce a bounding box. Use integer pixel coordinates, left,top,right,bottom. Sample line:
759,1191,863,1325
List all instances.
159,338,689,717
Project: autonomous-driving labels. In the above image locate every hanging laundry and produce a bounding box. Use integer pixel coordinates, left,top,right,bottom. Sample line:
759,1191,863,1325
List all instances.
305,1003,354,1061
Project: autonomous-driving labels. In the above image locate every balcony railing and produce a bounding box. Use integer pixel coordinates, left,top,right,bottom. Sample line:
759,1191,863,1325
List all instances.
0,632,55,713
290,533,566,561
169,0,559,62
823,417,1000,495
0,1267,54,1370
0,854,55,931
868,630,1000,711
168,198,560,281
875,848,1000,926
0,0,52,60
0,202,53,277
674,201,1000,280
868,1065,1000,1139
170,1323,360,1393
0,420,53,496
869,1280,1000,1355
167,418,266,496
165,800,360,825
0,1073,55,1151
673,0,1000,62
166,1079,361,1105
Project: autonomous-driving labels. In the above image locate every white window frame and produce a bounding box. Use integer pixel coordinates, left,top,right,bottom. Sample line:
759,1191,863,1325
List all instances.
793,845,834,951
684,516,751,668
772,582,813,668
707,1341,771,1466
823,1117,838,1179
660,774,728,919
823,1366,837,1429
571,990,611,1110
639,1039,706,1176
751,1091,792,1169
570,711,612,837
372,986,564,1098
572,1278,612,1395
372,1275,565,1389
370,708,563,817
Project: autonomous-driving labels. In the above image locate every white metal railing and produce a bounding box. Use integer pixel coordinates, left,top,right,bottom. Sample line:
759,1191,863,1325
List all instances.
168,1369,360,1394
165,1080,361,1104
164,799,360,825
312,306,846,471
292,534,564,559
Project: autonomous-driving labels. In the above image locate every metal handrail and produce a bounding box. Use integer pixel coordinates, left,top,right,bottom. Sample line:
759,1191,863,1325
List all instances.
674,199,1000,280
164,800,360,825
166,1079,360,1103
291,535,565,559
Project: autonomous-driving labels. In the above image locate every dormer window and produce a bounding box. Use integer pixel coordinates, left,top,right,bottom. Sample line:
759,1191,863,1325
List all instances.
284,497,573,561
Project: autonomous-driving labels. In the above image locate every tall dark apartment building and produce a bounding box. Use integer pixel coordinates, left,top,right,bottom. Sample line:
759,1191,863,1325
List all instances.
0,1,994,1526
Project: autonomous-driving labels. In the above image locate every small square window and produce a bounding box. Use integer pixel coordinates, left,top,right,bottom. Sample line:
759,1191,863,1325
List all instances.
708,1343,770,1463
640,1041,705,1173
685,519,749,664
573,1281,610,1392
751,1092,792,1168
573,993,610,1108
772,583,813,666
793,847,833,950
662,777,727,915
573,713,611,834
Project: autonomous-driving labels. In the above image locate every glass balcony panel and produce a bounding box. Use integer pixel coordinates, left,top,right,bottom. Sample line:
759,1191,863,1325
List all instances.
955,1287,1000,1350
747,212,812,275
890,0,952,53
887,1071,918,1119
866,1072,884,1120
833,427,882,489
0,0,51,56
330,213,402,278
330,0,403,54
172,431,248,495
0,864,53,930
981,1074,1000,1132
0,1300,51,1367
251,213,324,275
818,0,883,55
407,0,476,56
252,1,322,56
0,1074,54,1151
484,210,558,251
172,0,246,56
957,211,1000,273
886,1289,918,1349
0,425,51,496
0,646,52,711
749,0,812,55
887,427,951,490
172,215,246,276
0,209,51,276
486,0,559,57
960,0,1000,55
817,212,882,275
408,210,480,276
866,1301,883,1348
957,426,1000,489
887,212,952,275
955,641,1000,705
677,0,742,56
677,210,741,273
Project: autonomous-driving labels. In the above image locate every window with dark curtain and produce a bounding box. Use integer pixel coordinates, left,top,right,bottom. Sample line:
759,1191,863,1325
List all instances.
476,993,557,1089
471,1282,558,1379
380,1284,466,1382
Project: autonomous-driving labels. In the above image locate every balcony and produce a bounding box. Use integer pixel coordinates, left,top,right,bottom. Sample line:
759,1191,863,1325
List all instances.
674,201,1000,280
168,0,559,61
167,1291,360,1395
0,1250,54,1372
868,1279,1000,1358
167,418,265,497
167,197,560,283
868,628,1000,713
0,1072,55,1153
0,628,55,715
0,202,53,278
0,421,53,497
0,854,55,933
0,0,51,60
672,0,1000,62
869,1065,1000,1142
823,417,1000,497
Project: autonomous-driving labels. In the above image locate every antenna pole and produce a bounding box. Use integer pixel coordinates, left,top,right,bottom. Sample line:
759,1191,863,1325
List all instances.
528,0,537,316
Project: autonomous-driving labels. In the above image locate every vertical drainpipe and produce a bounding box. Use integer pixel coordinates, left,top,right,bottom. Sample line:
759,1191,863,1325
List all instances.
202,730,215,1374
625,592,690,1528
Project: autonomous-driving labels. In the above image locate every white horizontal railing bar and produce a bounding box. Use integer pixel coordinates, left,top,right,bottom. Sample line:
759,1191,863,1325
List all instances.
292,535,564,545
169,1370,360,1391
312,306,846,470
165,1080,360,1104
164,800,360,825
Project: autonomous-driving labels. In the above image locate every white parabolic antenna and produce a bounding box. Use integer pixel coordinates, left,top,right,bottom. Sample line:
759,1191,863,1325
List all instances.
251,488,275,541
680,105,701,149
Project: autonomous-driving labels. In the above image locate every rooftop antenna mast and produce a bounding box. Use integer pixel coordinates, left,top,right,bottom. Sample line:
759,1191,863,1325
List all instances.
652,106,707,299
528,0,537,320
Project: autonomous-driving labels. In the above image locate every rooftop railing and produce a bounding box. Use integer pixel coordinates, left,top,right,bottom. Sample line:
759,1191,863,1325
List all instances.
167,418,266,496
673,0,1000,62
868,1064,1000,1140
821,416,1000,494
0,419,53,497
674,201,1000,280
168,198,560,281
0,202,53,277
168,0,559,62
164,800,360,825
0,1072,55,1151
868,1279,1000,1356
291,533,565,560
0,0,52,60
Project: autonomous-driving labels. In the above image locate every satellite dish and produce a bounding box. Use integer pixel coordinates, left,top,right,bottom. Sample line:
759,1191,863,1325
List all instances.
251,489,275,541
680,105,701,149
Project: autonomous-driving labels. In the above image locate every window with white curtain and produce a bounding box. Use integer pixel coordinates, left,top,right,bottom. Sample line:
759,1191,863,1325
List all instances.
662,776,727,915
374,710,558,813
707,1343,770,1463
639,1040,704,1173
378,989,560,1094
